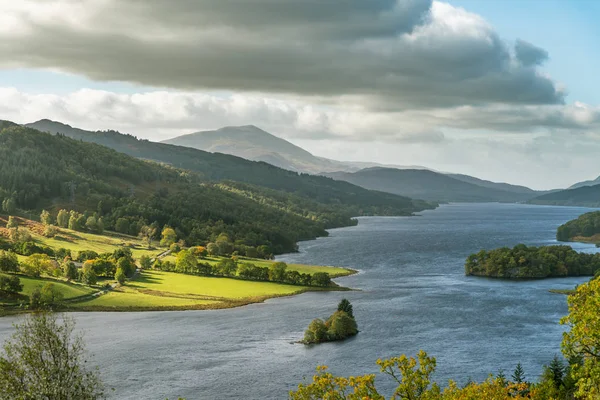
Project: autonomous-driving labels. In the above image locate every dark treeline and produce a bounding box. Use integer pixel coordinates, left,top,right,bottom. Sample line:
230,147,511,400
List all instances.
154,252,332,287
557,211,600,242
0,124,435,255
465,244,600,278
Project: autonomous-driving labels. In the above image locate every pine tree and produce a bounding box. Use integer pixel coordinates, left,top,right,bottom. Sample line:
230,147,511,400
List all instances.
337,298,354,319
512,362,526,383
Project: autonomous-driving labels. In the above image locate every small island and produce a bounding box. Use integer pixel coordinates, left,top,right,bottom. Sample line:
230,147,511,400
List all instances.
465,244,600,279
302,299,358,344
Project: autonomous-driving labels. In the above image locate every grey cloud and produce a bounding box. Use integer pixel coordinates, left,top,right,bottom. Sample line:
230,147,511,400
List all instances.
515,39,549,67
0,0,564,109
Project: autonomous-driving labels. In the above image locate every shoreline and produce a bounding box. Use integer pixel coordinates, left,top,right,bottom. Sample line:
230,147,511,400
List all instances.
1,266,360,317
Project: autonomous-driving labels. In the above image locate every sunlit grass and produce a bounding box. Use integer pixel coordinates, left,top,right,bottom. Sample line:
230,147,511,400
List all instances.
0,273,94,305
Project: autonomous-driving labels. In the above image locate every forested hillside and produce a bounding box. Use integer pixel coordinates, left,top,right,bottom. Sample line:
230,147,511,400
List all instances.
0,125,327,254
26,120,435,215
556,211,600,242
529,184,600,207
0,124,433,254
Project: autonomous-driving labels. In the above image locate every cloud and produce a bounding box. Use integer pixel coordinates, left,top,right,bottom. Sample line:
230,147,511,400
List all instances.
2,87,598,144
515,39,549,67
0,0,564,109
0,86,447,143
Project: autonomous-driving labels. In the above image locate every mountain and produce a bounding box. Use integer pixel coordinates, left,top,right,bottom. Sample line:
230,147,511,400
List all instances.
324,168,539,203
162,125,344,173
568,176,600,190
446,173,537,195
162,124,428,173
529,184,600,208
25,119,436,217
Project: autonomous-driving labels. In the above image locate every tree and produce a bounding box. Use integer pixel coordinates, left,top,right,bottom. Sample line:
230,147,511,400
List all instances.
0,250,18,272
40,209,52,225
6,216,17,229
378,350,441,400
40,283,64,307
304,319,328,344
29,289,42,309
62,261,79,281
206,242,219,256
160,226,177,247
176,250,197,274
43,224,59,238
561,277,600,398
2,198,16,214
216,258,237,277
268,262,287,282
85,216,98,232
117,257,135,277
115,268,126,285
68,212,79,230
512,363,526,384
20,254,54,278
326,310,358,340
547,355,565,389
337,298,354,319
311,272,331,287
0,275,22,294
56,209,69,228
139,255,152,269
96,217,104,234
139,225,157,248
115,218,129,234
0,313,105,399
81,269,98,285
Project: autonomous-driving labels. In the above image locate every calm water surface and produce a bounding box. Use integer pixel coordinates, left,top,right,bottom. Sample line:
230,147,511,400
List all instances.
0,203,597,399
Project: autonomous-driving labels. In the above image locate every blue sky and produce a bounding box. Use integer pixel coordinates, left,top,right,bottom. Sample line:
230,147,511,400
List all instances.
451,0,600,105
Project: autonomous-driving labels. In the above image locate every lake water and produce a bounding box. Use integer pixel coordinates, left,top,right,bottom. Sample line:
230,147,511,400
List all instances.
0,203,597,399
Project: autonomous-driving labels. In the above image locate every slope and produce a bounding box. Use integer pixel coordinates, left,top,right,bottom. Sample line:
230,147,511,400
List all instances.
325,168,537,203
529,184,600,208
568,175,600,190
26,119,436,217
1,124,344,254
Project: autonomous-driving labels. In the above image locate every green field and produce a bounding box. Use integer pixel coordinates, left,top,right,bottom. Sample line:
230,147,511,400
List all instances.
31,227,164,260
0,273,94,306
71,269,333,311
161,255,354,278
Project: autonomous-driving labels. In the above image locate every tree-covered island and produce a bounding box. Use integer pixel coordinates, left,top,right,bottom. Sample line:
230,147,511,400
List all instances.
302,299,358,344
465,244,600,279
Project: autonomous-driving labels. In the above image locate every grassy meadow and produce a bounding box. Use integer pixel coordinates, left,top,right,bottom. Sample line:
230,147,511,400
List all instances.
71,269,326,311
1,216,355,314
0,273,94,306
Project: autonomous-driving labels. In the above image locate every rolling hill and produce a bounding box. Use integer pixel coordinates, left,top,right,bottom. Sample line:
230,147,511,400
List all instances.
529,184,600,208
324,168,540,203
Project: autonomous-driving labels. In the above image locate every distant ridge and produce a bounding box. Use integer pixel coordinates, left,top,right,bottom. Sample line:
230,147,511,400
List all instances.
324,168,542,203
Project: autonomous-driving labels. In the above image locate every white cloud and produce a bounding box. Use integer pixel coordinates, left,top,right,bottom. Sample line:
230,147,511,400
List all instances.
0,0,563,108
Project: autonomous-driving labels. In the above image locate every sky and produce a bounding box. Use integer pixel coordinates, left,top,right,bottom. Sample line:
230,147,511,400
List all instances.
0,0,599,190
